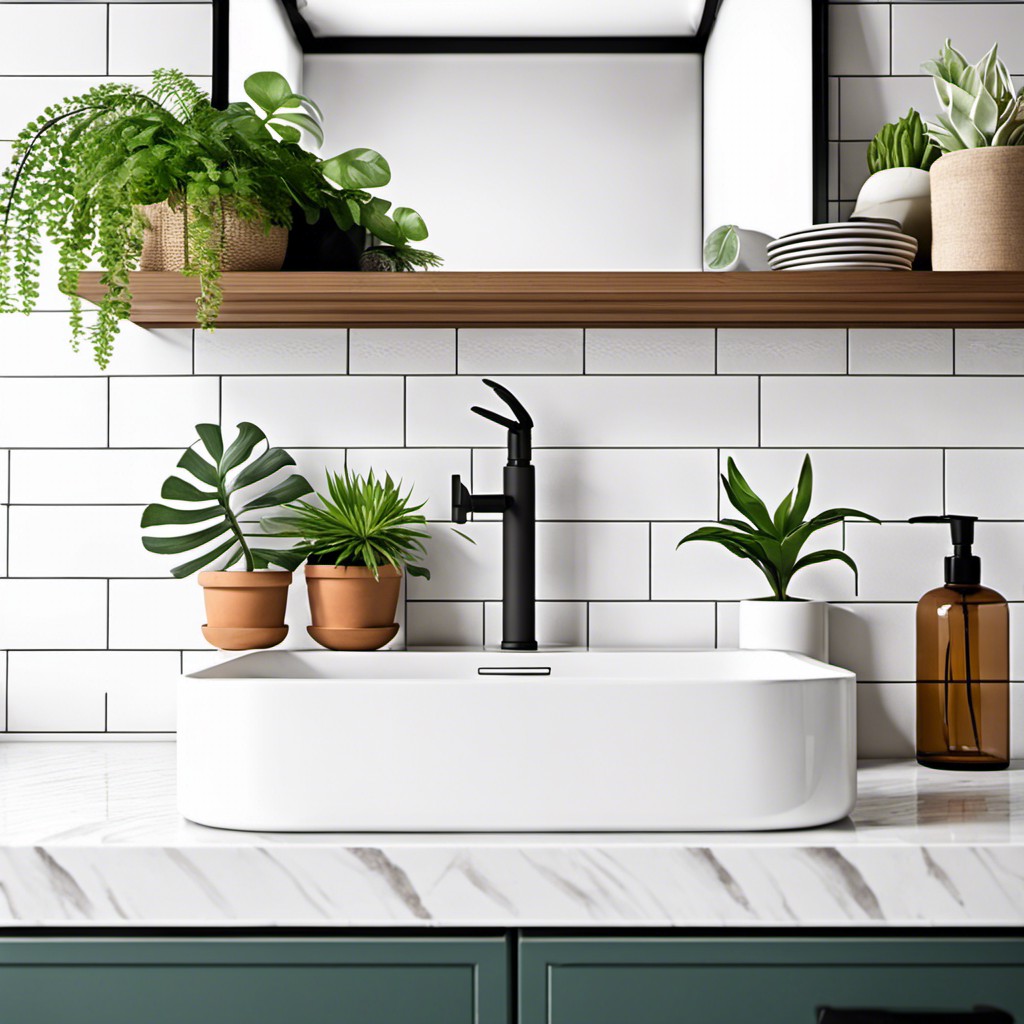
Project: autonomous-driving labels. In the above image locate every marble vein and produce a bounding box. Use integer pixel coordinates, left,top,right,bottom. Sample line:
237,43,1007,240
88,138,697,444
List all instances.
0,743,1019,927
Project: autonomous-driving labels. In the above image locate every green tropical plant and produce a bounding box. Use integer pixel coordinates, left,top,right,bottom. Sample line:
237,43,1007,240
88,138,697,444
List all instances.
141,421,313,578
922,39,1024,152
677,455,880,600
703,225,739,270
265,467,465,580
867,108,939,172
0,68,440,368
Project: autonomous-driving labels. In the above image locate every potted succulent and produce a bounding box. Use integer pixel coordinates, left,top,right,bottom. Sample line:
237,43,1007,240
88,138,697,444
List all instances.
0,69,440,367
141,421,312,651
265,468,450,651
854,108,937,264
677,456,879,661
922,40,1024,270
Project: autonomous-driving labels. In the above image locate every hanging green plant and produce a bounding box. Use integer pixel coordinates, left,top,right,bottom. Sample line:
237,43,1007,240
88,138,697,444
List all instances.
0,69,441,368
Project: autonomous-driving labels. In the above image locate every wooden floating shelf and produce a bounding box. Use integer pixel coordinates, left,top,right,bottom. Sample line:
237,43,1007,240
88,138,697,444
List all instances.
75,270,1024,328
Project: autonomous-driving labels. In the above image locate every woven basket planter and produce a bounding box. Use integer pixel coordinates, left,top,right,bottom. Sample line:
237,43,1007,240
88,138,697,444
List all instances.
931,147,1024,270
138,199,288,272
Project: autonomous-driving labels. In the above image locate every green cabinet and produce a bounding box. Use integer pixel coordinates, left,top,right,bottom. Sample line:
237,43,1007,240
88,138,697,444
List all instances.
0,937,508,1024
519,937,1024,1024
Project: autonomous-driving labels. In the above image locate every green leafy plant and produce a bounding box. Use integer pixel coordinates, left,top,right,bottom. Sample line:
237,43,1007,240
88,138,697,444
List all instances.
703,225,739,270
0,68,440,368
922,39,1024,152
141,421,313,577
867,108,939,172
265,467,467,580
677,456,880,600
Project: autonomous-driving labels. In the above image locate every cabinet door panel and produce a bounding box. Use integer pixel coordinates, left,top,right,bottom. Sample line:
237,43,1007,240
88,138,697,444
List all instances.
0,938,508,1024
520,938,1024,1024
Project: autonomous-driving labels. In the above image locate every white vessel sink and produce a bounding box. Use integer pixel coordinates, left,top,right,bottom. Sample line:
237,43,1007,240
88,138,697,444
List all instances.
179,650,856,832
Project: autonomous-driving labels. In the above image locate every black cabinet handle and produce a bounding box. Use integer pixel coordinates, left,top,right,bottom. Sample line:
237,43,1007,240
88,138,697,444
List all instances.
818,1007,1014,1024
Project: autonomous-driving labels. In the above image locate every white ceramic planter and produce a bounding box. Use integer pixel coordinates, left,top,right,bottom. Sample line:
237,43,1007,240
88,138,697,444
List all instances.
852,166,931,261
706,227,775,271
739,599,828,662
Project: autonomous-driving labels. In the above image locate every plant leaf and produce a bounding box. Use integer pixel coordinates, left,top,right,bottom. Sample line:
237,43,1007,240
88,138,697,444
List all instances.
231,447,296,491
791,548,859,586
177,447,219,487
244,71,294,117
240,473,313,512
722,458,777,536
271,111,324,146
393,207,428,242
703,224,739,270
221,422,267,474
161,476,218,502
140,503,224,528
142,521,230,555
321,148,392,189
249,546,306,571
195,423,224,464
169,537,237,580
787,455,814,531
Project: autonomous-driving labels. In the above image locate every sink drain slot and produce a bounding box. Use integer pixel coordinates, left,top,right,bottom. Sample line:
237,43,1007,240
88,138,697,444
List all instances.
477,666,551,676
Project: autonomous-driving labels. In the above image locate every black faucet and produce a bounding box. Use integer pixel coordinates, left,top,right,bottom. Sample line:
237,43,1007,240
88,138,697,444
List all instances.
452,379,537,651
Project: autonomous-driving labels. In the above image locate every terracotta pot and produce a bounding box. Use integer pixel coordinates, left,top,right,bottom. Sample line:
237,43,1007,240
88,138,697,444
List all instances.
305,564,401,651
138,199,288,272
930,147,1024,270
198,571,291,651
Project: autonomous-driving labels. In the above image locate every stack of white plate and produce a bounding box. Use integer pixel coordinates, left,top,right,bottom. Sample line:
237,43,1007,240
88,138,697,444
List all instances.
767,219,918,271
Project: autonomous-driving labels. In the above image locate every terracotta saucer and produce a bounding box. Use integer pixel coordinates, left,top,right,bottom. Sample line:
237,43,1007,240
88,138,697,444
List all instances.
202,625,289,651
307,623,399,651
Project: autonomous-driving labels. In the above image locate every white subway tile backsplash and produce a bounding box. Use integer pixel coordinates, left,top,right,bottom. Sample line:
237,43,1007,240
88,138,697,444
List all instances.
838,140,871,200
717,329,847,375
854,681,916,758
10,449,169,505
407,376,758,447
457,329,583,375
484,601,586,648
0,579,107,649
9,506,158,578
195,329,347,375
848,329,953,375
829,603,917,681
109,376,219,448
584,329,715,374
721,448,943,521
837,77,936,141
0,4,107,75
346,448,471,521
0,378,107,448
830,4,891,76
762,376,1024,447
846,521,1024,601
892,4,1024,75
222,376,404,448
7,651,178,732
588,601,716,649
473,448,718,521
0,314,192,376
406,520,503,601
652,522,851,601
537,522,649,600
108,4,214,76
945,450,1024,520
406,602,484,647
350,329,455,375
108,579,201,650
954,329,1024,375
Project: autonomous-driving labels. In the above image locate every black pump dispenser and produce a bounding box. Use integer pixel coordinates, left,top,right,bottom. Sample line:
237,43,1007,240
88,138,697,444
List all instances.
909,515,981,585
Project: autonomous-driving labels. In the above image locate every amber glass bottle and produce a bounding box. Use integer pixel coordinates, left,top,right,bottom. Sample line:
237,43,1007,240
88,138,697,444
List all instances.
910,516,1009,771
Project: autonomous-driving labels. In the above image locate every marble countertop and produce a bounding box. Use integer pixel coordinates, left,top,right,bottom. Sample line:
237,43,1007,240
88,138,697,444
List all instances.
0,742,1021,928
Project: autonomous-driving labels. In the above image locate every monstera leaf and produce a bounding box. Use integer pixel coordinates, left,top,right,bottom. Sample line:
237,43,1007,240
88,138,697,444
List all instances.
141,422,313,578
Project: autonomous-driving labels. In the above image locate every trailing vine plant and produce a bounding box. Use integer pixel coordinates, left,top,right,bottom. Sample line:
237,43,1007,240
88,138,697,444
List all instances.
0,69,441,368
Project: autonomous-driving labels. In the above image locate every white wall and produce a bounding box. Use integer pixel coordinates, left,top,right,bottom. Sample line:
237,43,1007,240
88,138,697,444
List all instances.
0,1,1022,758
304,53,704,270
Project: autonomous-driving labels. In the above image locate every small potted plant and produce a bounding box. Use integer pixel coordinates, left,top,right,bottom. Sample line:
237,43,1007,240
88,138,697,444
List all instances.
0,69,440,367
141,421,312,651
854,108,937,264
266,467,459,651
923,40,1024,270
677,456,879,661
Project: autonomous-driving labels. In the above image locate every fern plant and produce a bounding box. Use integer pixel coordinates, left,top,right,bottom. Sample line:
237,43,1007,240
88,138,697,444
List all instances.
0,69,441,368
141,421,313,577
265,468,444,579
677,455,880,600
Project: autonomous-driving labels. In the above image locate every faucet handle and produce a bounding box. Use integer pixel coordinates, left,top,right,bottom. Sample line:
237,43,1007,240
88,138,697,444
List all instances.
452,475,471,524
483,378,534,429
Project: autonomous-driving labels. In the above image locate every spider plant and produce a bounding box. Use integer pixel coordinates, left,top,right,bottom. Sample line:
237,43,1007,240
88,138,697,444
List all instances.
677,455,880,599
